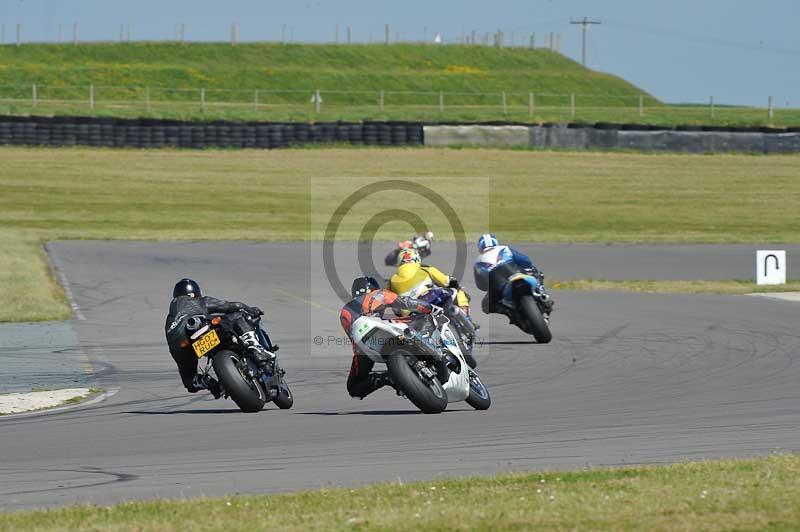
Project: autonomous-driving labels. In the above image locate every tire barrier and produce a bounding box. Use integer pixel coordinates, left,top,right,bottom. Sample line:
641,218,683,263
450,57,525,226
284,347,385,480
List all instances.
424,124,800,154
0,116,425,150
1,115,798,153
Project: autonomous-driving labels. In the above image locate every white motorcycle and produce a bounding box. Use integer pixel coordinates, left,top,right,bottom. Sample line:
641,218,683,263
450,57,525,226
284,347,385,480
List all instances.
351,310,491,413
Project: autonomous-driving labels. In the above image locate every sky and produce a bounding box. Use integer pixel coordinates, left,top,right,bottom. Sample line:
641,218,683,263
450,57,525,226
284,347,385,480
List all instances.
0,0,798,106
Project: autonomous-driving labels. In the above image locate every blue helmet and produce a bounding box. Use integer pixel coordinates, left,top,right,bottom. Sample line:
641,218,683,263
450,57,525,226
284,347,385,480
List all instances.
477,233,498,253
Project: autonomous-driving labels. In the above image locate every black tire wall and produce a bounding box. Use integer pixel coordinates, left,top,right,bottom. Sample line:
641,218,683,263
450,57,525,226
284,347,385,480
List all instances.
0,115,425,149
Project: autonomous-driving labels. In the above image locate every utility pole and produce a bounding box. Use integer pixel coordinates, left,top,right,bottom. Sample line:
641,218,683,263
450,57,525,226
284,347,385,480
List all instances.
570,17,601,66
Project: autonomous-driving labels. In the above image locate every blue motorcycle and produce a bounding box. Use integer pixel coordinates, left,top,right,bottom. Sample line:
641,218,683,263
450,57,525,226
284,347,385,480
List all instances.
478,262,553,343
419,287,479,369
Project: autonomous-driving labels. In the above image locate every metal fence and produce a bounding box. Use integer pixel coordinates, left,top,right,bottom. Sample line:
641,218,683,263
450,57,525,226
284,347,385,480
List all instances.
0,83,793,125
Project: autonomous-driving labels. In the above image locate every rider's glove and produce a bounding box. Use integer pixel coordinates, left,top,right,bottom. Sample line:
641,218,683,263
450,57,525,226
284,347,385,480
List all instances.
448,277,460,289
247,306,264,318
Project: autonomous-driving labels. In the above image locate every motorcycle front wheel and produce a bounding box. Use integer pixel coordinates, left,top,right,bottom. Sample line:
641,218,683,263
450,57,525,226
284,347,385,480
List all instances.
272,375,294,409
212,350,266,413
465,369,491,410
386,350,448,414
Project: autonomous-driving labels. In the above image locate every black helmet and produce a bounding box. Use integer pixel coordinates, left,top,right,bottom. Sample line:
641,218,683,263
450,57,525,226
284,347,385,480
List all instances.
351,276,380,298
173,278,201,298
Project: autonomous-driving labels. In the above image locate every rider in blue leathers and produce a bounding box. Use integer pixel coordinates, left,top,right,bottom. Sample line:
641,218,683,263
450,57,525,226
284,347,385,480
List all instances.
473,234,553,318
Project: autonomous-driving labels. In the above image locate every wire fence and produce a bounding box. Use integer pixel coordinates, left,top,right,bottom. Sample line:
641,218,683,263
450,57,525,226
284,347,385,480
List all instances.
0,83,795,126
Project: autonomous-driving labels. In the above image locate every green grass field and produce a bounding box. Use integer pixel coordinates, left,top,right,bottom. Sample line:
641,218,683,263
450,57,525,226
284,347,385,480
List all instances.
1,146,799,322
0,42,796,125
1,454,798,531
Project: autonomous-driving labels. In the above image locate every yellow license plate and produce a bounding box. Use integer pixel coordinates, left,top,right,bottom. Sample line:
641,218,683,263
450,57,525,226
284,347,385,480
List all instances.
192,329,221,358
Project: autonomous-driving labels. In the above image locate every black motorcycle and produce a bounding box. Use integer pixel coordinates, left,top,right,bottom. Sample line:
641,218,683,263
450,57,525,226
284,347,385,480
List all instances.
187,313,293,412
479,262,553,343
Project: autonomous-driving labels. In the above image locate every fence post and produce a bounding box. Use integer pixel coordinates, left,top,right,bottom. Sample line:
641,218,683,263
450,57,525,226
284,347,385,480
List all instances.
768,96,773,121
32,83,37,108
556,33,562,52
528,92,534,117
335,24,339,44
73,22,78,45
709,96,714,119
530,33,536,49
385,24,390,45
347,26,352,44
89,83,94,110
200,87,205,112
570,93,575,118
231,20,238,46
254,89,259,112
379,90,384,112
16,23,21,46
145,86,151,112
502,91,507,114
315,89,321,113
638,94,644,116
439,91,444,112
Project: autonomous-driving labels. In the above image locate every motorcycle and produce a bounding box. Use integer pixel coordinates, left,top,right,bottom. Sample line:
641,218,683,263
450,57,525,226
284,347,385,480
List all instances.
419,287,479,369
186,313,293,412
483,263,553,343
350,310,491,413
384,232,434,266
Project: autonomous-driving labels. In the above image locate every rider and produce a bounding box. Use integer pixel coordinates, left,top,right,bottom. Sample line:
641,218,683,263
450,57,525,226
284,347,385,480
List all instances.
473,234,553,317
339,276,434,399
165,278,274,396
388,248,471,315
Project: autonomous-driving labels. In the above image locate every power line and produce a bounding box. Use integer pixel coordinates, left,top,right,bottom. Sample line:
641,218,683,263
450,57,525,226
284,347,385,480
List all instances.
570,17,601,67
603,18,800,57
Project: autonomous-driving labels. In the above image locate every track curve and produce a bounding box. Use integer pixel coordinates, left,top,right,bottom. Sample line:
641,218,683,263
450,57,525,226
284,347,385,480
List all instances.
1,241,798,511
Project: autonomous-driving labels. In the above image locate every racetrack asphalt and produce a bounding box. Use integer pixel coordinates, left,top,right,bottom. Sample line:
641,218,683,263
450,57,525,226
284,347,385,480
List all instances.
1,241,798,511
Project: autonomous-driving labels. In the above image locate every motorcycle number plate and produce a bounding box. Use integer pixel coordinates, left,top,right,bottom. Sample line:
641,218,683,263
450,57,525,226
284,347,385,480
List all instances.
192,329,220,358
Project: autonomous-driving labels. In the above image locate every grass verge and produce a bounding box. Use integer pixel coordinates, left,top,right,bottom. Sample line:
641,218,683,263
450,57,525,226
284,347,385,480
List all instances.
550,279,800,295
1,454,798,530
1,147,798,321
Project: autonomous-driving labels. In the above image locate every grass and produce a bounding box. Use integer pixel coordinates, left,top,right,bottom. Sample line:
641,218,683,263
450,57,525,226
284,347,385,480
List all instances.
550,279,800,295
1,146,799,322
0,42,796,126
1,454,798,530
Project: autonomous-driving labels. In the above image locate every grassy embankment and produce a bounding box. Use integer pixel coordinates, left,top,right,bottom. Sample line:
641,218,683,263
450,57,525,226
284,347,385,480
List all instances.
0,42,796,126
1,454,798,530
2,147,799,322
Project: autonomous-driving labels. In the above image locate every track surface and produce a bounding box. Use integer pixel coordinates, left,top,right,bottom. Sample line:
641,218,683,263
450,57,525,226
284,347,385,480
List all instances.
1,241,799,510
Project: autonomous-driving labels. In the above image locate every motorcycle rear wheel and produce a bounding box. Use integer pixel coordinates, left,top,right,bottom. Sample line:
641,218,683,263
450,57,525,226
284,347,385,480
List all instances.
386,350,448,414
519,295,552,344
212,350,266,413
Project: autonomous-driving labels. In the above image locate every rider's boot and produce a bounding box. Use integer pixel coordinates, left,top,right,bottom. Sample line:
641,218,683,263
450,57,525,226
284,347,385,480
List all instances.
369,372,393,393
240,331,276,367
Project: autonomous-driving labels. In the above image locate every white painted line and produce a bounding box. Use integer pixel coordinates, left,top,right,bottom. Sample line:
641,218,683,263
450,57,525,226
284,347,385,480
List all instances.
44,242,86,321
747,291,800,303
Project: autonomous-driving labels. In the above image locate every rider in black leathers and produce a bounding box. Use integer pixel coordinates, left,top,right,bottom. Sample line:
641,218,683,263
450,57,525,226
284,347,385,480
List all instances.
165,278,273,396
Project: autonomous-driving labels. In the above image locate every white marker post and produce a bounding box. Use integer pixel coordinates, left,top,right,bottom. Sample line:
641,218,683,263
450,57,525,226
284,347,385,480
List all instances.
756,250,786,285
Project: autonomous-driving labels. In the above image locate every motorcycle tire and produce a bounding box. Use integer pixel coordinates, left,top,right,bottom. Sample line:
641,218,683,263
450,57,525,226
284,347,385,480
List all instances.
465,369,491,410
520,295,552,344
212,350,266,413
272,376,294,409
385,350,448,414
384,249,399,266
